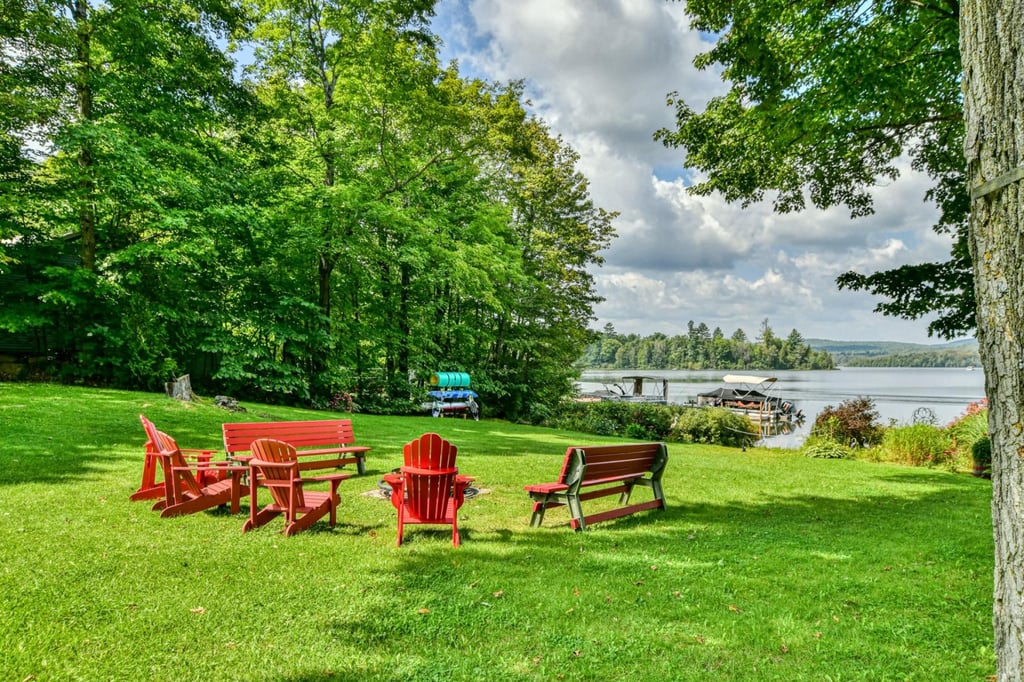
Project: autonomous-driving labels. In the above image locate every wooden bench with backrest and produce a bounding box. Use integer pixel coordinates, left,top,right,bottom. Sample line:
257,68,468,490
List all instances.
524,442,668,531
222,419,370,475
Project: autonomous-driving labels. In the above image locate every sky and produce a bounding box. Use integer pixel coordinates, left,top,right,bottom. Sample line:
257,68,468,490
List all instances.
429,0,962,344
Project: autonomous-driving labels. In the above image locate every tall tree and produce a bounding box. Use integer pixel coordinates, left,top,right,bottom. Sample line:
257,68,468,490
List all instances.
961,1,1024,677
487,115,617,417
657,1,969,339
1,0,256,386
247,0,445,395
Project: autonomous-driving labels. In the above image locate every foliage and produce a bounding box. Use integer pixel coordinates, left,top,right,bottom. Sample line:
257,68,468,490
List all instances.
811,397,885,448
579,321,834,370
544,400,676,441
0,383,996,680
669,406,759,448
659,2,969,338
875,423,952,468
946,399,989,462
801,435,853,459
0,1,614,421
972,437,992,466
543,400,758,448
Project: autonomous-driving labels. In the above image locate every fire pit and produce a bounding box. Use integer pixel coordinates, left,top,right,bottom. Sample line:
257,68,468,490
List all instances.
377,469,479,499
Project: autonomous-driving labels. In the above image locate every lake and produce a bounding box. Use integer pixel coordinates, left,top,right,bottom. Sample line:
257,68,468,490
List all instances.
577,367,987,447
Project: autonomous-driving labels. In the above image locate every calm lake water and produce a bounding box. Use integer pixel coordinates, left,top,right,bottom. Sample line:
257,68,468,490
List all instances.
577,367,987,447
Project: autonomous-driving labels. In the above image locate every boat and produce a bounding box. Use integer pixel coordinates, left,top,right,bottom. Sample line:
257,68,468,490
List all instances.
576,374,669,404
696,375,801,424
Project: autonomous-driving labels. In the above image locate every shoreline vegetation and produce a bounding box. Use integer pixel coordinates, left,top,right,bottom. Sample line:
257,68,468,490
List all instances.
579,322,980,370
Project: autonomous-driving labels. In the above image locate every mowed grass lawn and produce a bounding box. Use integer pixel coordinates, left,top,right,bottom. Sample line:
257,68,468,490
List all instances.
0,382,994,681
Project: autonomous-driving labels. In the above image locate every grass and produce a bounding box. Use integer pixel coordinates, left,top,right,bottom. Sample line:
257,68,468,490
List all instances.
0,382,995,681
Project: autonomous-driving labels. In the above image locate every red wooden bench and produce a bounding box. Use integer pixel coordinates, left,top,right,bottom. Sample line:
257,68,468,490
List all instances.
222,419,370,475
524,442,668,531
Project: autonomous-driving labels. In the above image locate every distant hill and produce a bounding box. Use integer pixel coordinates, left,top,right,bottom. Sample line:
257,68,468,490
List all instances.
806,338,980,367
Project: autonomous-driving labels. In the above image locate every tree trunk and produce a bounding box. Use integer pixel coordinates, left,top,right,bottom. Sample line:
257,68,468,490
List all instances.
165,374,196,402
73,0,96,272
961,2,1024,679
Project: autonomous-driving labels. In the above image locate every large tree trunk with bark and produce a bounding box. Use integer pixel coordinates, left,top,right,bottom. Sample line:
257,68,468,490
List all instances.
961,2,1024,679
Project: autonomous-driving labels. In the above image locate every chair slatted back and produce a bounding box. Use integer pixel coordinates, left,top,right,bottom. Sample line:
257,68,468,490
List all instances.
406,469,457,520
157,430,205,498
250,439,304,509
401,433,458,521
403,432,457,469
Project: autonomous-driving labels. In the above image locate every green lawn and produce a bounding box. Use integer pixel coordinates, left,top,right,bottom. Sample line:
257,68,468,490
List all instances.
0,383,994,681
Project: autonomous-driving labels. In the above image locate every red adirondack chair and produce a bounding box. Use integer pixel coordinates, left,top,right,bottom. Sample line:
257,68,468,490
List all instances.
382,432,473,547
243,438,349,536
145,424,247,518
133,415,221,502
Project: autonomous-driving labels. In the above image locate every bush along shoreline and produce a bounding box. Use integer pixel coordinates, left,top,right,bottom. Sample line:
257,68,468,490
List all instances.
547,395,990,475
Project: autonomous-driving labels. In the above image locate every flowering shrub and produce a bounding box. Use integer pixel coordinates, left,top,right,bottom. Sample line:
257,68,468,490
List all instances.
811,397,884,447
329,391,358,412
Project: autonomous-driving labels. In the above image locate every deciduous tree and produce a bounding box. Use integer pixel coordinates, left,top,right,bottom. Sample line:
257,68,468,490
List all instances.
657,0,969,338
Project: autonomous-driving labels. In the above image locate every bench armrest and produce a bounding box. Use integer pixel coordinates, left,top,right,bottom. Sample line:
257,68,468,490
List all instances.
524,482,569,494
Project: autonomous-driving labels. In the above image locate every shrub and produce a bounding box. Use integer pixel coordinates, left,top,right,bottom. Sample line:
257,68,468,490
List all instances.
544,401,675,440
801,435,853,459
668,407,758,448
545,401,760,447
878,423,951,468
972,437,992,466
947,400,989,466
811,397,884,447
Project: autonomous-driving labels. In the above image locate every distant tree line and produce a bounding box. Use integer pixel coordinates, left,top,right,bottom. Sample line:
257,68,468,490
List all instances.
837,350,981,368
579,320,834,371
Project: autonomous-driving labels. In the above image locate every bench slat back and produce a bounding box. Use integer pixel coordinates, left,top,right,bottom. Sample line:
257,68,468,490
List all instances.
223,419,356,454
565,443,666,486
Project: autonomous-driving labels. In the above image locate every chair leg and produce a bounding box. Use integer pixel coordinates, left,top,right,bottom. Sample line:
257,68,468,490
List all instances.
243,507,282,532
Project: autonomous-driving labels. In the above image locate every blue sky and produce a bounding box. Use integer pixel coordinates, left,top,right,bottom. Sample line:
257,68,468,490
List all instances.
430,0,957,344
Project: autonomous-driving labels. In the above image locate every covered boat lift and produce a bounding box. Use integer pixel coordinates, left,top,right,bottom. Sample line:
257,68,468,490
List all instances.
696,375,800,439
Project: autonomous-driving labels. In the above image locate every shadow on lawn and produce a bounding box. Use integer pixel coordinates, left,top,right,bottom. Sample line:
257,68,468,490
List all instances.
321,479,992,680
399,471,990,560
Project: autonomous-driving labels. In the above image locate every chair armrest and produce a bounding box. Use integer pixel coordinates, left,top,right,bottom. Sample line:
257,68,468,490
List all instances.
303,473,351,484
172,464,246,473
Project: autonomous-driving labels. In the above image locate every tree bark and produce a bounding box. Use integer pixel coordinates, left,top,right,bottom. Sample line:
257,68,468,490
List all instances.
165,374,196,402
961,2,1024,679
73,0,96,272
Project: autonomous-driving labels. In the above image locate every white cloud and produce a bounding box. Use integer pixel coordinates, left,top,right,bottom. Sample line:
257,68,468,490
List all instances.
433,0,960,343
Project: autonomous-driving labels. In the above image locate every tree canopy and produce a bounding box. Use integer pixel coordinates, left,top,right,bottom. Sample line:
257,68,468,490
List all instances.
656,0,971,339
0,0,615,421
